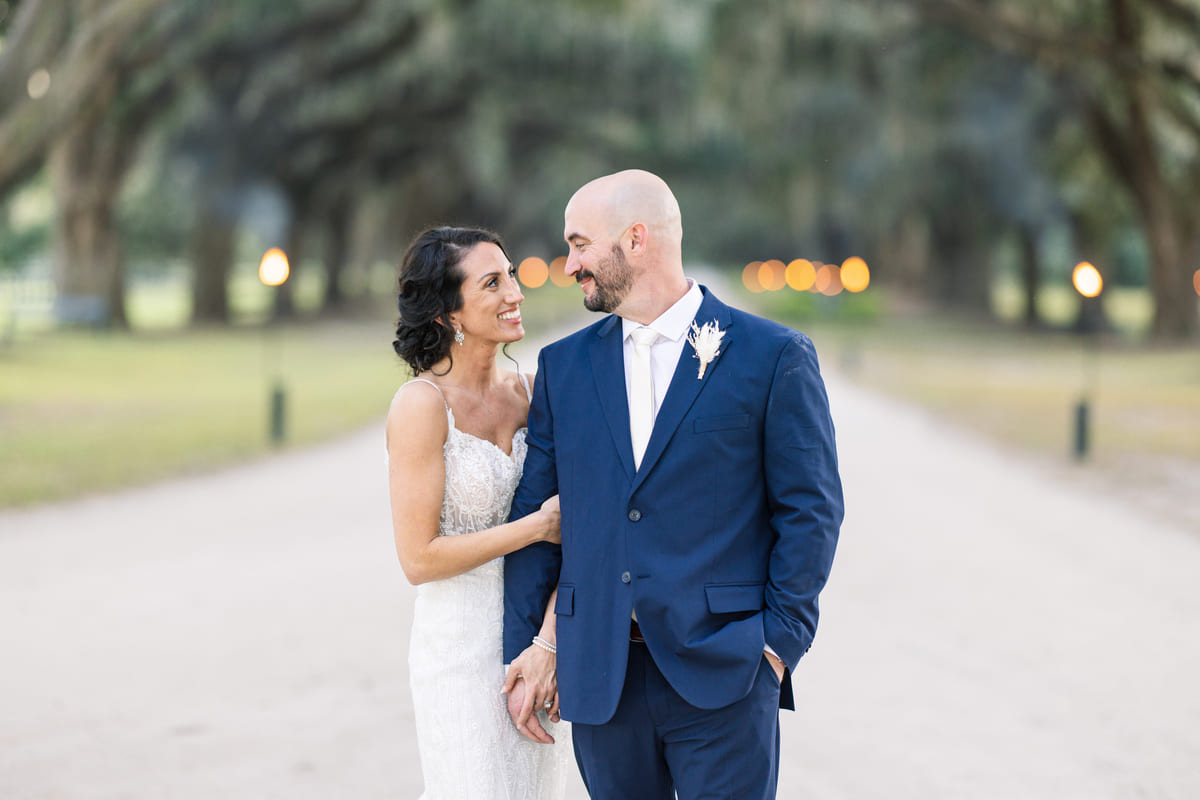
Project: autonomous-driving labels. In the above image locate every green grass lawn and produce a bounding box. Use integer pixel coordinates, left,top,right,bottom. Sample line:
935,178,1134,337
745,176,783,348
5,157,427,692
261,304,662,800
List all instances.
0,317,410,507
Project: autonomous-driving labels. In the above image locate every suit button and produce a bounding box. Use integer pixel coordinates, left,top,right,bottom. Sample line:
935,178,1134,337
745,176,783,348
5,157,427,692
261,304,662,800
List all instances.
628,509,642,522
621,571,631,584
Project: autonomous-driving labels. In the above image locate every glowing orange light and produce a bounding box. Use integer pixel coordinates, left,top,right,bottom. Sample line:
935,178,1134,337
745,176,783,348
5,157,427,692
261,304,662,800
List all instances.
548,256,574,287
518,257,549,289
815,264,843,296
841,257,870,293
785,259,816,291
258,248,290,286
758,259,786,292
742,261,764,293
1072,262,1103,298
1193,268,1200,296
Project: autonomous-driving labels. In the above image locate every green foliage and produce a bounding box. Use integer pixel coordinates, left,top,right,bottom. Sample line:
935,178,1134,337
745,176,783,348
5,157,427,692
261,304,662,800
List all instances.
0,221,47,271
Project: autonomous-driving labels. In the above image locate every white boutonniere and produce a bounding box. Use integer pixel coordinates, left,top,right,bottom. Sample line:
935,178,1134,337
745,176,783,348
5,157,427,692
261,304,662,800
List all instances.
687,320,725,379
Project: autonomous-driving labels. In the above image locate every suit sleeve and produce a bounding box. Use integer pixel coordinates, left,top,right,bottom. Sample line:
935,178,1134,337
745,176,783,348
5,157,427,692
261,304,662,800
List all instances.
762,333,844,670
503,348,562,663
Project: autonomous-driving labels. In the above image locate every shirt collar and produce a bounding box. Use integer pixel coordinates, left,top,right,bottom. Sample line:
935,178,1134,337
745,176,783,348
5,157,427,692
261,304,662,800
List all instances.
621,279,703,343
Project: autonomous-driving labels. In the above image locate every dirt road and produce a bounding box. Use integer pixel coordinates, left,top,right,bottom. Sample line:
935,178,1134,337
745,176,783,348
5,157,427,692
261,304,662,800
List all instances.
2,331,1198,799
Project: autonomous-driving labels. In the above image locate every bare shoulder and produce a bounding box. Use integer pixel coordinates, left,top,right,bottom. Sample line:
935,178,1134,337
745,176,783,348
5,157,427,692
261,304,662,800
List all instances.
386,380,448,449
505,370,535,419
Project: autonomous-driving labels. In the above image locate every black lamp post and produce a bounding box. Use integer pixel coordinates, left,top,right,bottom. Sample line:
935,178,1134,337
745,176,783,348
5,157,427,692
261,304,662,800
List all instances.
1071,261,1103,461
259,248,290,446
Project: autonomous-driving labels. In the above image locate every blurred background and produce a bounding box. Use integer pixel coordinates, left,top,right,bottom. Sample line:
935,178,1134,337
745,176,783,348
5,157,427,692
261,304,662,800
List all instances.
3,3,1200,798
0,0,1197,514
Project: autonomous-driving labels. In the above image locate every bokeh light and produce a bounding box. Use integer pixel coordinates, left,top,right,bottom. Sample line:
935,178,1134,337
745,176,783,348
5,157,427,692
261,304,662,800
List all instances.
517,257,548,289
548,256,574,287
841,256,870,293
785,259,816,291
27,69,51,100
258,248,290,286
742,261,764,293
815,263,843,296
1193,268,1199,296
758,259,786,292
1072,262,1103,298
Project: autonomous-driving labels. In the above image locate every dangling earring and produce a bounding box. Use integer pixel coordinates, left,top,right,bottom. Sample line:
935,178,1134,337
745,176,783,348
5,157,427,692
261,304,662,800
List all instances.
454,328,465,347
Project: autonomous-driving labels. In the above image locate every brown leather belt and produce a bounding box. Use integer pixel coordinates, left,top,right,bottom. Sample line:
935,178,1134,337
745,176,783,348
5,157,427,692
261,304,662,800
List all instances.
630,619,645,643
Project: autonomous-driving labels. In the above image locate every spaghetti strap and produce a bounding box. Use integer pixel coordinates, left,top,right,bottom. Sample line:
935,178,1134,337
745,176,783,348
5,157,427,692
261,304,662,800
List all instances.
518,372,532,403
402,377,450,411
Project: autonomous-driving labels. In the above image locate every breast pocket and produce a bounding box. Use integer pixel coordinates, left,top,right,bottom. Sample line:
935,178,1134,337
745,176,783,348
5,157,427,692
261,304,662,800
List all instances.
693,414,751,434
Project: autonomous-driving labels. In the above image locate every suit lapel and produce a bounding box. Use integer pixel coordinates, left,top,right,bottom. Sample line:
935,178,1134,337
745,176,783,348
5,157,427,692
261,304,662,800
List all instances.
632,290,733,492
588,314,636,480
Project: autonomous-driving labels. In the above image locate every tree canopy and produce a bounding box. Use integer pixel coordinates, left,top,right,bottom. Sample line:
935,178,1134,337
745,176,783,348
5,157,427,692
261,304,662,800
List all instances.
0,0,1195,337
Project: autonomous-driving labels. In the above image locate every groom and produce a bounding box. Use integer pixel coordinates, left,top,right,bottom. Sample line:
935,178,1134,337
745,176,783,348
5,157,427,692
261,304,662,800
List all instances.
504,170,843,799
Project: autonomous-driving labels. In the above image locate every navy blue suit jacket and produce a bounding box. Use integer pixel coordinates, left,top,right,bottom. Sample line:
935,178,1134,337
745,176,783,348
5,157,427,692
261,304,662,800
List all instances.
503,288,843,725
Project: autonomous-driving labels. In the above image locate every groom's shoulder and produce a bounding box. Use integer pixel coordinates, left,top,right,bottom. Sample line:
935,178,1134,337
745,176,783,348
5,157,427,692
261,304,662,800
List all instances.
722,299,811,350
542,315,615,356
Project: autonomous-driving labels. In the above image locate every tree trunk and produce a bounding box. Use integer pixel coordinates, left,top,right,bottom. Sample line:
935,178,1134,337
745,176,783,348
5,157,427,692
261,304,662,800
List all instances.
47,113,128,328
190,204,234,324
322,200,350,311
1017,224,1042,328
1109,0,1198,339
1145,214,1199,338
927,215,993,313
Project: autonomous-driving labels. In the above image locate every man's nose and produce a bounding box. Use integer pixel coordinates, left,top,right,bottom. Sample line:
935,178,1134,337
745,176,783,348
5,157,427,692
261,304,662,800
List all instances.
565,252,580,277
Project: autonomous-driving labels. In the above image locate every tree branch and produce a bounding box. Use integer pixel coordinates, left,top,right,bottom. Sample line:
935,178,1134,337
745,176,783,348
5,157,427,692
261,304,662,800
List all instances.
1142,0,1200,36
900,0,1117,73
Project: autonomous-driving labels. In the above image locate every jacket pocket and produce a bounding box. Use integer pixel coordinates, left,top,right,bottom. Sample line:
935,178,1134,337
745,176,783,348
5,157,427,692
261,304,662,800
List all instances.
693,414,751,433
555,584,575,616
704,582,766,614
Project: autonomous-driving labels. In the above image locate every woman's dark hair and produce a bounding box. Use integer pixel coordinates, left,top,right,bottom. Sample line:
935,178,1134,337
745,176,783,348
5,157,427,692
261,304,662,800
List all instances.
393,226,509,374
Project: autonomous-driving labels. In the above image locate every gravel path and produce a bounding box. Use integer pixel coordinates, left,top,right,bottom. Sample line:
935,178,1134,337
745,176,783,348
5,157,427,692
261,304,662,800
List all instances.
2,327,1198,799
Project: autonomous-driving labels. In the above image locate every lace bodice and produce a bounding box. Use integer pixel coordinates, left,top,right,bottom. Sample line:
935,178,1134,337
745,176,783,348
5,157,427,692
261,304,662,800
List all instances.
438,404,527,547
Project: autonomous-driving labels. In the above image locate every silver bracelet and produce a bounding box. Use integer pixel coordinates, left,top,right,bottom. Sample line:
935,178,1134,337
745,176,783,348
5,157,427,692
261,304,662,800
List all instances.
531,635,557,654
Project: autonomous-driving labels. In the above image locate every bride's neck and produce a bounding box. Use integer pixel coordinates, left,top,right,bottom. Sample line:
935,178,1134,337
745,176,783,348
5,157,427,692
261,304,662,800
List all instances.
429,343,504,396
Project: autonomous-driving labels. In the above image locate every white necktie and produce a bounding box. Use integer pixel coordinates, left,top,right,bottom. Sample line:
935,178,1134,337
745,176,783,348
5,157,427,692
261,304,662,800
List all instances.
629,326,658,469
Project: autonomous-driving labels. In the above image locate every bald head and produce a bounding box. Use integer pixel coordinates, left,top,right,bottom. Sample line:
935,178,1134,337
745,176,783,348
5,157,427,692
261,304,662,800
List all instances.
563,170,690,323
566,169,682,247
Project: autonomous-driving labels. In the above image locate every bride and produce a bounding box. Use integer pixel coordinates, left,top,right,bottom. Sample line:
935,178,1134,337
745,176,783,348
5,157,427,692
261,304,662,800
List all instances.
386,226,573,799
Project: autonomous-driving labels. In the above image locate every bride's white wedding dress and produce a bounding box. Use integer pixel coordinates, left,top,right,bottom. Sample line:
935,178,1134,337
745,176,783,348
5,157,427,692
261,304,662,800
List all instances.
397,377,573,800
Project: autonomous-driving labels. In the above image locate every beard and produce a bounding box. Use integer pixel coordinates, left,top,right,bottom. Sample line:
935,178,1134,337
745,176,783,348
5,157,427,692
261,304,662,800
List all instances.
580,244,634,313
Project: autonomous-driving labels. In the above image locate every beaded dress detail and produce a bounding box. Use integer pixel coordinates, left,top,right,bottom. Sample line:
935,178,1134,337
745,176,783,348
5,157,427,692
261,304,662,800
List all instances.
395,377,572,800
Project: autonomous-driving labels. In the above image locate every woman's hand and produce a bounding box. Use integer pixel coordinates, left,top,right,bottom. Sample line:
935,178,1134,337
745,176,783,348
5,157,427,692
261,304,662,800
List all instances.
502,641,560,739
536,495,561,544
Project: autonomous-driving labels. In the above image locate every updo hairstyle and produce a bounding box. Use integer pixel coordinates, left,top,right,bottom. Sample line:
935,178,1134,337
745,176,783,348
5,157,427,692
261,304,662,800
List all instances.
392,226,509,374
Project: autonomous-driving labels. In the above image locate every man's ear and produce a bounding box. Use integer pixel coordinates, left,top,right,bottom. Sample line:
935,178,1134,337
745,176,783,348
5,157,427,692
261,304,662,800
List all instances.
625,222,648,256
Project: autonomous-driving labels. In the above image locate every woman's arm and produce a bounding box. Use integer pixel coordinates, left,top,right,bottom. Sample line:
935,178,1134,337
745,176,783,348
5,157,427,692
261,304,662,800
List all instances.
386,383,560,585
